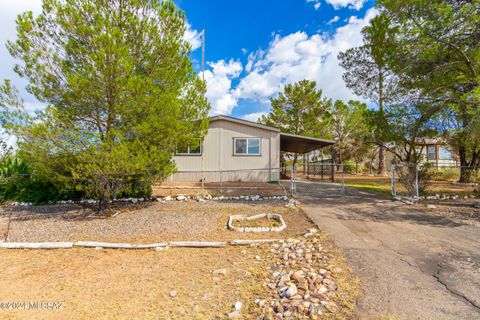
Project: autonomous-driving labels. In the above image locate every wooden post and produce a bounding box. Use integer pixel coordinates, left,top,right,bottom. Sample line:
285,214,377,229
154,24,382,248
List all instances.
303,153,306,175
331,147,336,182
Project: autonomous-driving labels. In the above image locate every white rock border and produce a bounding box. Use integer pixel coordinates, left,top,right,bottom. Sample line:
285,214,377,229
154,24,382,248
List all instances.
227,213,286,233
7,194,291,207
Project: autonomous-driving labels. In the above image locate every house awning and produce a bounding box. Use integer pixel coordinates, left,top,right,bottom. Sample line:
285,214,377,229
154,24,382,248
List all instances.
280,133,335,153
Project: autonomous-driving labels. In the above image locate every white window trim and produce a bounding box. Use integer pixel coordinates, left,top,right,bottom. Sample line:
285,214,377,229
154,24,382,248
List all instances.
233,137,261,156
175,141,202,156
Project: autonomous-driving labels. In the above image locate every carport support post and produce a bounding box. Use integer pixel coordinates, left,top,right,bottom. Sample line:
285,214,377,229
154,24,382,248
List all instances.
331,147,336,182
303,153,306,175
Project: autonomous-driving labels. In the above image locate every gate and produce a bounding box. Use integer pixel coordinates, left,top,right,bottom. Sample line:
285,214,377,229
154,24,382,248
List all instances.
283,162,344,197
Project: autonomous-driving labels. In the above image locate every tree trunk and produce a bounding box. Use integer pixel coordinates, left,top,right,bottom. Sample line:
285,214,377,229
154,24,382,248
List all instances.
355,161,359,174
378,146,386,175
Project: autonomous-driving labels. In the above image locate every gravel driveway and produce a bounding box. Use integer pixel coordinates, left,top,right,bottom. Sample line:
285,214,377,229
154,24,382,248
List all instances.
294,181,480,320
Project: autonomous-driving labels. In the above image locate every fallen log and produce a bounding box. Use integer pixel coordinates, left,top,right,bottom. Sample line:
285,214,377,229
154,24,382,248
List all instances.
229,239,282,245
0,242,73,249
168,241,226,248
74,241,168,249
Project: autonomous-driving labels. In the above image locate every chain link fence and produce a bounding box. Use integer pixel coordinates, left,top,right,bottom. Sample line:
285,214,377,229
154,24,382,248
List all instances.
284,163,345,197
391,164,479,201
156,168,287,197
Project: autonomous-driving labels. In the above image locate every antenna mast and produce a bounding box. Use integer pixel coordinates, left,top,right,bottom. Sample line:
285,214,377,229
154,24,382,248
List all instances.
201,28,205,193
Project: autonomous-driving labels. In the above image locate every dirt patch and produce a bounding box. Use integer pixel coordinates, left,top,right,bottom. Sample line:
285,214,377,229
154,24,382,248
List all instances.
0,246,270,320
153,181,286,197
231,217,282,229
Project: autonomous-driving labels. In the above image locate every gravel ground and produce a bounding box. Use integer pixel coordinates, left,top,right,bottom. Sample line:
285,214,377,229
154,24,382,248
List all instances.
422,199,480,226
0,200,313,243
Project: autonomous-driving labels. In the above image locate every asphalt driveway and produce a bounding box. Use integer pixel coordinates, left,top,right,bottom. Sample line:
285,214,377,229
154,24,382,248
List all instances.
294,181,480,320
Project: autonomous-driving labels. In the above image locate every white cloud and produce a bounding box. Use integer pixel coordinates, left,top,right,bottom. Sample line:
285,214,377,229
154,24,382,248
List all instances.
233,8,378,107
327,16,340,24
184,22,202,51
325,0,367,10
0,0,42,103
203,59,243,115
241,112,268,122
306,0,321,10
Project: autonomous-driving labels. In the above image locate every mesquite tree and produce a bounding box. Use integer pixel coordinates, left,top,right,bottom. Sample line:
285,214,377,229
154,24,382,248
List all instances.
1,0,209,210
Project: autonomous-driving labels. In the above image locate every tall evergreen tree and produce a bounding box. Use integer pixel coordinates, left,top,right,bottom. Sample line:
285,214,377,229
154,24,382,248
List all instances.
0,0,209,210
259,80,330,166
338,14,402,175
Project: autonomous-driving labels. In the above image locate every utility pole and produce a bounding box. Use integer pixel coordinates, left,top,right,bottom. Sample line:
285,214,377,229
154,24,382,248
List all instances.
201,28,205,193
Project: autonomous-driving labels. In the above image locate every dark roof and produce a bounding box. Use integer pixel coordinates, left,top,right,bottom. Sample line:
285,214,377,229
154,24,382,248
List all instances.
280,133,335,153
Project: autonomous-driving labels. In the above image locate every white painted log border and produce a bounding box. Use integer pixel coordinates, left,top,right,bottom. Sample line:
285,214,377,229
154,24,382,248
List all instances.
227,213,286,233
0,239,283,250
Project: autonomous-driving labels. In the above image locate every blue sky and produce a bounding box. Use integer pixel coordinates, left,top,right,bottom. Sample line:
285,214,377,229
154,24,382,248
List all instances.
0,0,377,122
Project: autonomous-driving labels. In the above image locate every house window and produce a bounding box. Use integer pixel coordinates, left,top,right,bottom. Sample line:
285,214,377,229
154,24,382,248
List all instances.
438,146,453,160
176,140,202,155
427,145,436,161
234,138,261,155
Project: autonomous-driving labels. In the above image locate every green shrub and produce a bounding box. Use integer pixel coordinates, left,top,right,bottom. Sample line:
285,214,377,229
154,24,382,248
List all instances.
342,161,356,174
0,176,81,204
429,167,460,181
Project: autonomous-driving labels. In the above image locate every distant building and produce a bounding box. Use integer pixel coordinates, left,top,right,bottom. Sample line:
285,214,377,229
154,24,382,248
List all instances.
386,138,457,169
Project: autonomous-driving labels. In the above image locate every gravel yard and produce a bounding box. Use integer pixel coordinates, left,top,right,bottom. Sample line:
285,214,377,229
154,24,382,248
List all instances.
0,200,359,320
0,200,312,243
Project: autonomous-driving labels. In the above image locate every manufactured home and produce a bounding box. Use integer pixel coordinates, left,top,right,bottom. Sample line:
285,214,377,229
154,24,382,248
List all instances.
170,115,334,182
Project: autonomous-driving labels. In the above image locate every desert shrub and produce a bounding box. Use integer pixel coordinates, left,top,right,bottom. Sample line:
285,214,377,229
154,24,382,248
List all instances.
342,161,356,174
396,163,433,196
0,156,82,204
429,167,460,181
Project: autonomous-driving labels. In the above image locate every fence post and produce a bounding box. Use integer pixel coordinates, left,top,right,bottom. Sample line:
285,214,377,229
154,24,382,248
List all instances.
220,171,223,196
290,165,296,196
391,164,396,197
341,164,345,194
415,164,419,199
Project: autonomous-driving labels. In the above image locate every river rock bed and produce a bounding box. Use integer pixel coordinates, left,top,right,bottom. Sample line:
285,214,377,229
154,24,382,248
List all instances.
250,229,357,319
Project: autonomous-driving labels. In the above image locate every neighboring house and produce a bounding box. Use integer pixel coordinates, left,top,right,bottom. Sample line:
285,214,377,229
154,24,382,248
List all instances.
415,138,458,167
170,115,334,182
385,138,458,170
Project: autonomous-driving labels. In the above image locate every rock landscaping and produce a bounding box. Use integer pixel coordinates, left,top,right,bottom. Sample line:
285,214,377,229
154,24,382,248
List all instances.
419,194,478,201
7,194,291,207
245,229,360,319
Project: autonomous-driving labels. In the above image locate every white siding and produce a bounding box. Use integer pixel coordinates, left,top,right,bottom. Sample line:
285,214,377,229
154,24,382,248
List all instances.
170,119,280,182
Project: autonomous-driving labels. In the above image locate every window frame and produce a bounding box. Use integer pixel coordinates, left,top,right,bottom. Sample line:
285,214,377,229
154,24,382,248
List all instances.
426,145,436,161
438,146,453,160
175,140,202,156
233,137,261,156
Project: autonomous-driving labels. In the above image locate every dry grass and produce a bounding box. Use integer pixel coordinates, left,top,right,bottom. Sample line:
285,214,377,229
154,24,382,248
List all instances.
0,246,273,320
231,217,281,228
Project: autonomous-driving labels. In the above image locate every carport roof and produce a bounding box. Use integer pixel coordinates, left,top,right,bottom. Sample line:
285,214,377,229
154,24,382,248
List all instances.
280,133,335,153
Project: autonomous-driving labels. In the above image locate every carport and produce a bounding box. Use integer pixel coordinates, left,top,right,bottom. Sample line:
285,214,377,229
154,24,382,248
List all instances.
280,132,336,178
